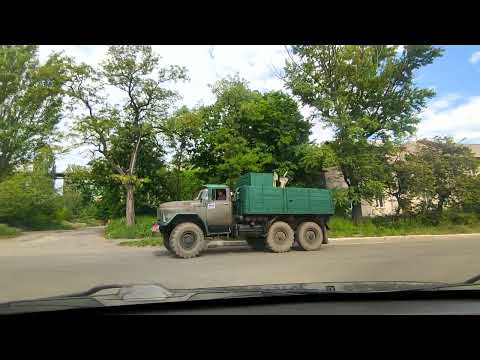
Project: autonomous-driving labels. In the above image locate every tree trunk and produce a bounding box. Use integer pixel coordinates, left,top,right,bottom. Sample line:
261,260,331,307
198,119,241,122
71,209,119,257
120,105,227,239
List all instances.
352,201,363,225
437,196,445,214
126,184,135,227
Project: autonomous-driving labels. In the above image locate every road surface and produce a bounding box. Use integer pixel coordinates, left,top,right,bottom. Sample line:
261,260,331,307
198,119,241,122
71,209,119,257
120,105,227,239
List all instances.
1,227,480,303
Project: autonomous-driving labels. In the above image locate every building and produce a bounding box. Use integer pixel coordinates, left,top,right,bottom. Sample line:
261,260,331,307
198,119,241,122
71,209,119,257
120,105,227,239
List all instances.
324,143,480,217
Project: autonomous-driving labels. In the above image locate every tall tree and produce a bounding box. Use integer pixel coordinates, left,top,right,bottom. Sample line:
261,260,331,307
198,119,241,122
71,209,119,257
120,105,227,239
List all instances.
67,45,187,226
0,45,70,178
284,45,443,223
407,137,478,213
191,76,311,185
164,106,201,200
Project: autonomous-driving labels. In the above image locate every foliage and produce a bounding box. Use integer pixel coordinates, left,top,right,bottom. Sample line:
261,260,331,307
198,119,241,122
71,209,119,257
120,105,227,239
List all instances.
67,45,188,226
190,76,312,186
0,223,21,238
164,106,202,199
0,45,71,179
0,171,63,229
283,45,443,221
389,137,479,215
105,215,158,239
409,137,479,213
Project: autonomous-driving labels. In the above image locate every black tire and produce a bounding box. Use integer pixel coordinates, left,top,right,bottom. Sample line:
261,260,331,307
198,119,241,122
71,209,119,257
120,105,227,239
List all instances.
296,221,323,251
162,232,173,253
245,236,266,251
265,221,294,253
169,223,206,259
321,224,328,244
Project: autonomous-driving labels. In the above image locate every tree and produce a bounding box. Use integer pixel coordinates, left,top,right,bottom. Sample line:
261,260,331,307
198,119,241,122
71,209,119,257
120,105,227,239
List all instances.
0,45,70,179
0,149,63,229
284,45,443,223
407,137,478,214
191,76,311,186
164,106,201,200
67,45,187,226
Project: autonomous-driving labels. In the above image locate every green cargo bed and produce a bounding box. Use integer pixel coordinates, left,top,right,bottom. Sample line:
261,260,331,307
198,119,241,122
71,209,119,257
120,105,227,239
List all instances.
235,185,334,216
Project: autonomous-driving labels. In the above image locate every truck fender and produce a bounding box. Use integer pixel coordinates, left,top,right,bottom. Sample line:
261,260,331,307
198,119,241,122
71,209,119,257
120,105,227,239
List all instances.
168,213,208,236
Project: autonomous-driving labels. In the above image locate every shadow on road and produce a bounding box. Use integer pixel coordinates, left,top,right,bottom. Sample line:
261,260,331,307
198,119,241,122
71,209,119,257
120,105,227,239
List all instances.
152,245,307,258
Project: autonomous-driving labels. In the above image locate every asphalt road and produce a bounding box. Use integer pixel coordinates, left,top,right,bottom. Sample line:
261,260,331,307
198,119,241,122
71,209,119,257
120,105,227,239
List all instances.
1,227,480,303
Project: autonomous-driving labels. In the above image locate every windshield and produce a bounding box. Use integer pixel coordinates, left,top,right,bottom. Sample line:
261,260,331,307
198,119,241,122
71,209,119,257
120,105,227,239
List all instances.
196,189,208,201
2,44,480,311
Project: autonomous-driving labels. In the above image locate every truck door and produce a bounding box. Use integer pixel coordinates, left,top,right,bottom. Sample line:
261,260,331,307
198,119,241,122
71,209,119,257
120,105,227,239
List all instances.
206,188,232,233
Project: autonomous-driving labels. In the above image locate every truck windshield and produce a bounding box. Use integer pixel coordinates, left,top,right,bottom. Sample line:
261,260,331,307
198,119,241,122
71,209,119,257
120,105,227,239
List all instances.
196,189,208,201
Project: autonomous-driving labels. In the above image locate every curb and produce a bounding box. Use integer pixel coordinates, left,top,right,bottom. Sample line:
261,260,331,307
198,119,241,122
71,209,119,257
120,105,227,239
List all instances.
330,233,480,242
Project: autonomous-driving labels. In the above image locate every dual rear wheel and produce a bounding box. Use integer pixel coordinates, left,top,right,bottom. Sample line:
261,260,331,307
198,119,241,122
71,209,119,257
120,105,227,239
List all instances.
264,221,324,253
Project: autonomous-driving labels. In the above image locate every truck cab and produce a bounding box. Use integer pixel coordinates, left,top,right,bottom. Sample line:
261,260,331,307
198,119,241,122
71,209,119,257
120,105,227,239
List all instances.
196,185,233,234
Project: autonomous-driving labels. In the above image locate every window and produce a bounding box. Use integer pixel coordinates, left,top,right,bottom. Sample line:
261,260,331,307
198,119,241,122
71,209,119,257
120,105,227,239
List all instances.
375,196,384,208
196,189,208,201
213,188,227,201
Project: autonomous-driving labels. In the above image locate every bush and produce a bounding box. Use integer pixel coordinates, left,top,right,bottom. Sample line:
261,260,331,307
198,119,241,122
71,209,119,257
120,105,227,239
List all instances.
0,223,21,237
0,172,64,229
105,215,157,239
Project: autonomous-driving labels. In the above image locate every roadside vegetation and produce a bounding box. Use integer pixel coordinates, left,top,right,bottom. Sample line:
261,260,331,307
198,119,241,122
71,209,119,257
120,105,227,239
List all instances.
105,216,157,239
329,213,480,238
0,224,21,238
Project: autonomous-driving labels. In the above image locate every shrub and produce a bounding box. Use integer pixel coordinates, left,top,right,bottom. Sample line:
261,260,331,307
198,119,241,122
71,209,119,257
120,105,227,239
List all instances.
105,216,157,239
0,223,21,237
0,172,64,229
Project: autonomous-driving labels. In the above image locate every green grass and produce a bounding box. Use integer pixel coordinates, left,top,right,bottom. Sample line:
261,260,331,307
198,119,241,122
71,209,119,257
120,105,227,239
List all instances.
328,215,480,238
0,223,21,238
105,215,157,239
119,237,163,247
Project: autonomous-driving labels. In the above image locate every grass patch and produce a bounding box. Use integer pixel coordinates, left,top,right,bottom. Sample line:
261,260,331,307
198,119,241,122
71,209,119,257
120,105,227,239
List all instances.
119,236,163,247
105,215,157,239
329,215,480,238
0,223,21,238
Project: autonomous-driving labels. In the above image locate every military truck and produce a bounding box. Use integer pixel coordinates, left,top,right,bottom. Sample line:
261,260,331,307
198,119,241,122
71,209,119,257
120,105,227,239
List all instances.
153,172,334,258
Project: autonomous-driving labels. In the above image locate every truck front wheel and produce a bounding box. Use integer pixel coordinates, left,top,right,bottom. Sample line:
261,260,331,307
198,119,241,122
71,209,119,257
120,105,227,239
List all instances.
162,232,173,253
296,222,323,251
169,223,206,259
265,221,294,253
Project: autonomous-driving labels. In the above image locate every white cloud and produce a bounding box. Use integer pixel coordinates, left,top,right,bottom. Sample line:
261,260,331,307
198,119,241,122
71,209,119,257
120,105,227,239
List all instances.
469,51,480,64
418,95,480,143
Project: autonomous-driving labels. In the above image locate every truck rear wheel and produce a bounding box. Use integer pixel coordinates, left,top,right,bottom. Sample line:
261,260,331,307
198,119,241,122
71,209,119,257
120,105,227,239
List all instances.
169,222,206,259
296,222,323,251
265,221,294,253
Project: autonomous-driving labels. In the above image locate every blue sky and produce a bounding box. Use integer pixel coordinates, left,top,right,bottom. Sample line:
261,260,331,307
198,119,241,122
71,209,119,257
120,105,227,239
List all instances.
417,45,480,99
38,45,480,172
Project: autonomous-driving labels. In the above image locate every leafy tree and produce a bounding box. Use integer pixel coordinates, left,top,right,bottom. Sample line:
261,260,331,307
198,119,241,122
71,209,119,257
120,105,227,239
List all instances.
0,45,70,179
164,106,202,200
0,150,63,229
407,137,478,213
191,76,311,186
67,45,187,226
284,45,443,222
